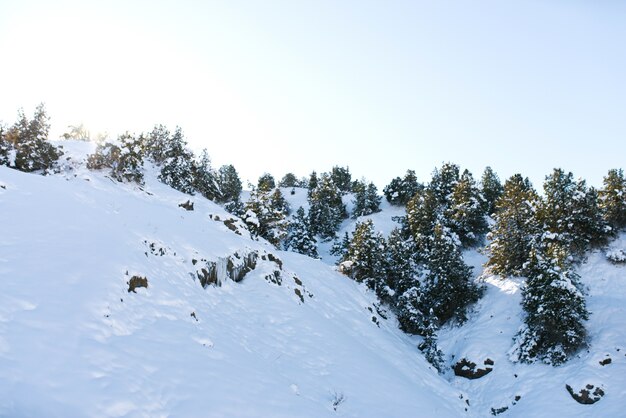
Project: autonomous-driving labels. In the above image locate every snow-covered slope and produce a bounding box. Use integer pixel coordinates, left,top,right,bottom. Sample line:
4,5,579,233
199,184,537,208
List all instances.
0,142,462,417
1,141,625,417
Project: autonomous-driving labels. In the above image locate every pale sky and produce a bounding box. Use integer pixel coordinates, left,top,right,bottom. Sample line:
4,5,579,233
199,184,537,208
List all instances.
1,0,625,189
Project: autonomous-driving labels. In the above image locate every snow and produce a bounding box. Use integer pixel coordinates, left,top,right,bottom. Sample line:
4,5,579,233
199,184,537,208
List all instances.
0,145,461,417
1,142,625,417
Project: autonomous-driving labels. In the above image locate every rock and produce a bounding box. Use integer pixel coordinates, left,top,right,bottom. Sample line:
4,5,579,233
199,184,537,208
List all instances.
178,200,194,211
566,384,605,405
128,275,148,293
453,358,494,379
599,357,612,366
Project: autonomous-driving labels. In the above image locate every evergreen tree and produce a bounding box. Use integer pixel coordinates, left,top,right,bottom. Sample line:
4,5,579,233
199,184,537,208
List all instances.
330,231,351,261
599,168,626,231
343,219,386,291
216,164,242,203
308,173,347,240
383,169,422,206
406,188,442,248
307,171,318,198
269,188,290,215
193,149,219,201
0,125,9,166
3,104,61,173
257,173,276,193
279,173,298,188
385,228,419,306
243,188,287,247
480,166,503,216
158,127,195,194
417,313,445,373
284,207,318,258
352,180,382,218
447,169,488,247
330,166,352,193
143,124,170,164
87,133,144,184
515,240,588,365
569,181,610,254
485,174,540,277
420,222,480,326
430,162,460,205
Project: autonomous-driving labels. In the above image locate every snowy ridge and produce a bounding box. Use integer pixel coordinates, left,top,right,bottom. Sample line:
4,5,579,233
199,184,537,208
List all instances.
0,142,462,417
1,141,625,417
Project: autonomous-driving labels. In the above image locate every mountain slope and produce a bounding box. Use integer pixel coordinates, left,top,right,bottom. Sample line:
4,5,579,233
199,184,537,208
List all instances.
0,144,462,417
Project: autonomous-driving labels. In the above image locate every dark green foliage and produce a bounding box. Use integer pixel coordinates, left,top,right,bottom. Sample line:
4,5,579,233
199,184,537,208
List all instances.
480,166,503,215
143,124,170,164
158,127,195,194
515,241,588,365
343,219,386,291
216,164,242,204
193,149,219,201
269,188,290,215
307,171,318,197
308,173,347,240
284,207,318,258
383,169,422,206
537,169,609,259
418,316,445,373
243,188,287,248
2,104,62,173
447,170,488,247
420,223,480,326
87,133,144,184
257,173,276,192
430,162,460,205
406,188,441,245
330,231,351,261
352,180,382,218
599,168,626,231
279,172,298,188
485,174,540,277
385,228,419,307
330,166,352,193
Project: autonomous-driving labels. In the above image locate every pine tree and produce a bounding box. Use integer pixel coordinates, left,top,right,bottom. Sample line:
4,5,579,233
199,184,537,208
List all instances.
406,188,441,249
307,171,319,198
330,231,351,261
430,162,460,205
569,181,610,255
417,313,445,373
330,166,352,193
216,164,242,203
284,207,318,258
257,173,276,193
351,180,381,218
193,149,219,201
343,219,386,291
480,166,503,216
385,228,419,307
158,127,195,194
243,188,287,248
308,173,347,240
87,133,144,184
3,104,62,173
420,222,480,325
269,188,290,215
143,124,170,164
515,240,588,365
447,169,488,247
599,168,626,231
279,173,298,188
485,174,540,277
0,125,10,166
383,169,422,206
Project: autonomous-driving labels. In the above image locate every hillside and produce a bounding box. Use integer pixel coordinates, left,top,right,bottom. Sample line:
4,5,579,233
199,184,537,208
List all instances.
1,141,625,417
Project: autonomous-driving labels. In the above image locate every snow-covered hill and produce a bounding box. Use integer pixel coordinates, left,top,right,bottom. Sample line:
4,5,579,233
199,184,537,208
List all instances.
1,141,625,417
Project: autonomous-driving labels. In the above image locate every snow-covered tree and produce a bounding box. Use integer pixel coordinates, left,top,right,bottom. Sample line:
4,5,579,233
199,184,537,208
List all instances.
143,124,170,164
352,180,382,218
330,231,351,261
485,174,540,277
420,223,480,326
308,173,347,240
216,164,242,203
307,171,319,198
257,173,276,193
87,133,144,184
193,149,219,201
599,168,626,231
406,188,441,248
343,219,386,291
514,240,588,365
447,169,488,247
158,127,195,194
2,104,62,173
385,228,419,306
383,169,422,206
243,188,287,248
284,206,318,258
480,166,503,216
430,162,460,205
330,166,352,193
